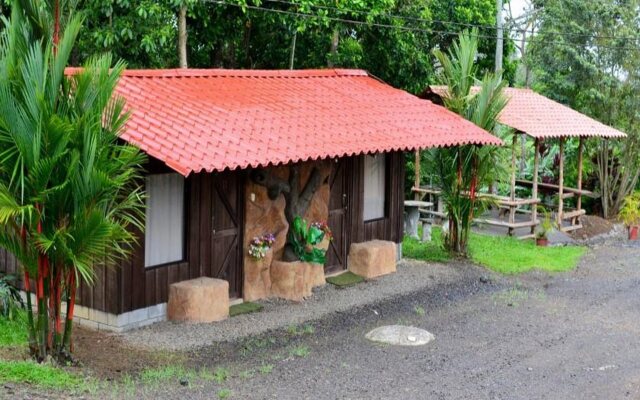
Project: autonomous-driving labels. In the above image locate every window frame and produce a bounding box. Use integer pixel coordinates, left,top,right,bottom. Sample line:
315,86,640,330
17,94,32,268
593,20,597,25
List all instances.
143,172,188,269
362,153,390,223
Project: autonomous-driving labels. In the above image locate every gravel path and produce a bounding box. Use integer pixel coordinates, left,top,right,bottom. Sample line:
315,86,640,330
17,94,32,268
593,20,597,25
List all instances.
122,258,492,350
130,239,640,399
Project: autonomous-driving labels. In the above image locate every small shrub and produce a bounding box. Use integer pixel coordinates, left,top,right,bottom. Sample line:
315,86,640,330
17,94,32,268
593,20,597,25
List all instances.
0,274,24,320
218,388,232,399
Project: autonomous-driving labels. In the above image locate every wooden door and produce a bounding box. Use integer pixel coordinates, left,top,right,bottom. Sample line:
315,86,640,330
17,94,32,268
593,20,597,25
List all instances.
210,172,244,298
325,158,349,274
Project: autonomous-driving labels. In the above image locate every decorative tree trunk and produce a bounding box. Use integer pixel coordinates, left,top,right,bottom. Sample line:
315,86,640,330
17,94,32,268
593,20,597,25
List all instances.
250,164,328,261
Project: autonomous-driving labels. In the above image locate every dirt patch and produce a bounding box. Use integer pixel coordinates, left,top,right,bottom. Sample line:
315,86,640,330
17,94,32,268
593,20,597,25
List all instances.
569,215,614,239
71,327,182,380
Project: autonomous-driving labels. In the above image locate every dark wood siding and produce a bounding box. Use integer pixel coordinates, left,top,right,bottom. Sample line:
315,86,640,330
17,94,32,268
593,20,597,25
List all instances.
0,169,245,315
348,151,405,246
0,151,405,315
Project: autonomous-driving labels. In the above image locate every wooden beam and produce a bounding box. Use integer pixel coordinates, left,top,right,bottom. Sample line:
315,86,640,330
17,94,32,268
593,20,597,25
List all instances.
576,136,584,212
414,150,421,200
557,137,565,226
531,138,539,234
509,133,518,235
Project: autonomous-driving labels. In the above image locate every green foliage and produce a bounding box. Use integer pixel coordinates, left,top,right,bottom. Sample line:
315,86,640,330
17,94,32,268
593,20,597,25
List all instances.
427,29,508,255
289,345,310,357
535,206,554,240
401,228,451,263
403,228,585,274
469,234,585,275
258,363,274,374
0,309,27,348
528,0,640,217
218,388,232,399
0,360,86,389
0,1,146,361
618,192,640,226
0,274,23,320
213,366,230,384
288,216,327,264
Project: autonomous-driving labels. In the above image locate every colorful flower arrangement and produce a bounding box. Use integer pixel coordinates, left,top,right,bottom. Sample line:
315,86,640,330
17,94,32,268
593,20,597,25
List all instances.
248,233,276,260
310,221,333,241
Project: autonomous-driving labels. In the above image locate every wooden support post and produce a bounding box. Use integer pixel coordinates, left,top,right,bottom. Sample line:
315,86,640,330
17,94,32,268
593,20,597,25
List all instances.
508,133,518,235
576,137,584,218
414,150,421,200
557,137,565,227
531,138,540,234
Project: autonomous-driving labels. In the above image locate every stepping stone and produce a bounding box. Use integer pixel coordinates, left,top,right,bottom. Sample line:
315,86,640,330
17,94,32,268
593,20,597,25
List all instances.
365,325,435,346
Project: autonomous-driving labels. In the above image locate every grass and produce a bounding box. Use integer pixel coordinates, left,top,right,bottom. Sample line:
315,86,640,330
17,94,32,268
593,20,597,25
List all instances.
229,302,264,317
326,271,364,287
286,324,314,336
0,310,28,348
468,233,585,274
218,388,232,399
258,363,274,374
289,345,310,358
0,360,87,390
402,227,585,274
402,228,451,263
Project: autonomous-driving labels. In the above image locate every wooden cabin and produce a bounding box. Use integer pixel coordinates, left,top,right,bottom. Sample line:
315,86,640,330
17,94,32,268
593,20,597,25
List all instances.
0,69,500,331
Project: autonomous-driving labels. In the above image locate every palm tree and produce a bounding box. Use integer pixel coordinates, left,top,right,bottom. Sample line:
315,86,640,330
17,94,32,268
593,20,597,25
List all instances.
427,30,508,255
0,2,145,361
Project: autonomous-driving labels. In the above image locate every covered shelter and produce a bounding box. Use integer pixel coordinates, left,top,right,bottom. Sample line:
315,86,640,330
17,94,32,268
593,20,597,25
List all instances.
1,68,501,331
419,86,626,237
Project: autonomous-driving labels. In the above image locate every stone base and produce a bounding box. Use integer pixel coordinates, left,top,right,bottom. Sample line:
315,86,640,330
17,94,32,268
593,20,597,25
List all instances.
243,251,274,302
348,240,397,279
270,260,325,302
167,277,229,323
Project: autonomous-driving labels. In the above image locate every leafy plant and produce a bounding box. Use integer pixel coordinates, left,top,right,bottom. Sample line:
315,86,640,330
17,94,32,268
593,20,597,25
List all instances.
428,29,508,255
618,192,640,227
535,207,555,240
0,2,145,362
0,274,24,320
287,216,329,264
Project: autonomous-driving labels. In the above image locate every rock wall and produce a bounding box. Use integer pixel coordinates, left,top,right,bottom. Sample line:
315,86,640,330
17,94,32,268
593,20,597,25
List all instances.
243,160,331,301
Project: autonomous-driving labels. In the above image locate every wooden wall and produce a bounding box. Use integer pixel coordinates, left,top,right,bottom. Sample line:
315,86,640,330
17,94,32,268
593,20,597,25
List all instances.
0,151,405,316
348,151,405,246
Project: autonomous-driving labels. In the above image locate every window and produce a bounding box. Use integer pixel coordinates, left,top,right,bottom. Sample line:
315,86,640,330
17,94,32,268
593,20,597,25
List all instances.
363,154,387,221
144,173,185,267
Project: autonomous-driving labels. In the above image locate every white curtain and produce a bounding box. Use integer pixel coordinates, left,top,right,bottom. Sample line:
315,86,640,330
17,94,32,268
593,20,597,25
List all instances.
145,173,185,267
363,154,386,221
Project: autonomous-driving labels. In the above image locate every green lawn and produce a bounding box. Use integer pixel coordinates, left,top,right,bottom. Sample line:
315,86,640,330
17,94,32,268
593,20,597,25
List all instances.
402,227,585,274
0,360,88,390
0,311,28,348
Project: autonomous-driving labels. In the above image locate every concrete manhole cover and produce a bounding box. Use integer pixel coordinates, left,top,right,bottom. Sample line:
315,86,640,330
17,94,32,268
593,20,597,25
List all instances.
365,325,435,346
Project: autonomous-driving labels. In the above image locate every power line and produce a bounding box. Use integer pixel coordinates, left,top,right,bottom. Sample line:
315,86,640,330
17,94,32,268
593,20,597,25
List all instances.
203,0,640,52
260,0,640,44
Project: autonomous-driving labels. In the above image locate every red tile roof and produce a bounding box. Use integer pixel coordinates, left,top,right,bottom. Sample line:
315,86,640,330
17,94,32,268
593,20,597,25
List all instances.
93,69,503,175
429,86,626,140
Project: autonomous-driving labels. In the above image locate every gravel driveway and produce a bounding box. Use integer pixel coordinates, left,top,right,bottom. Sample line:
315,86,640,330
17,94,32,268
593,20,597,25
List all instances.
122,238,640,400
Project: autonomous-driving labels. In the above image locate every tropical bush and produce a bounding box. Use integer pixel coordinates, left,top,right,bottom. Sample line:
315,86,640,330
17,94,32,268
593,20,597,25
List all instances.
0,274,24,321
618,192,640,227
426,29,508,255
0,1,145,362
288,216,330,264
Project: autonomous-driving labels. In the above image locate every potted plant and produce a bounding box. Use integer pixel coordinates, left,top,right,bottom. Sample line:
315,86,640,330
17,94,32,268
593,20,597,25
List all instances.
619,192,640,240
535,207,554,247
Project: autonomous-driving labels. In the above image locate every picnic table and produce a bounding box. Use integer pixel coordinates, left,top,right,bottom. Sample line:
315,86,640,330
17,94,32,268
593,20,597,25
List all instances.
404,200,433,240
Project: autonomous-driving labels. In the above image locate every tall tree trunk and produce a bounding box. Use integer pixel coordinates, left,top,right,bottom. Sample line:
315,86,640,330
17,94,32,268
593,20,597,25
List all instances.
289,30,297,70
327,28,339,67
178,4,188,68
62,271,76,354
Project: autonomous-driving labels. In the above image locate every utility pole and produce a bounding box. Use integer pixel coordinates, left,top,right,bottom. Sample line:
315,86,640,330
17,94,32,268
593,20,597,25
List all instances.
495,0,503,73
